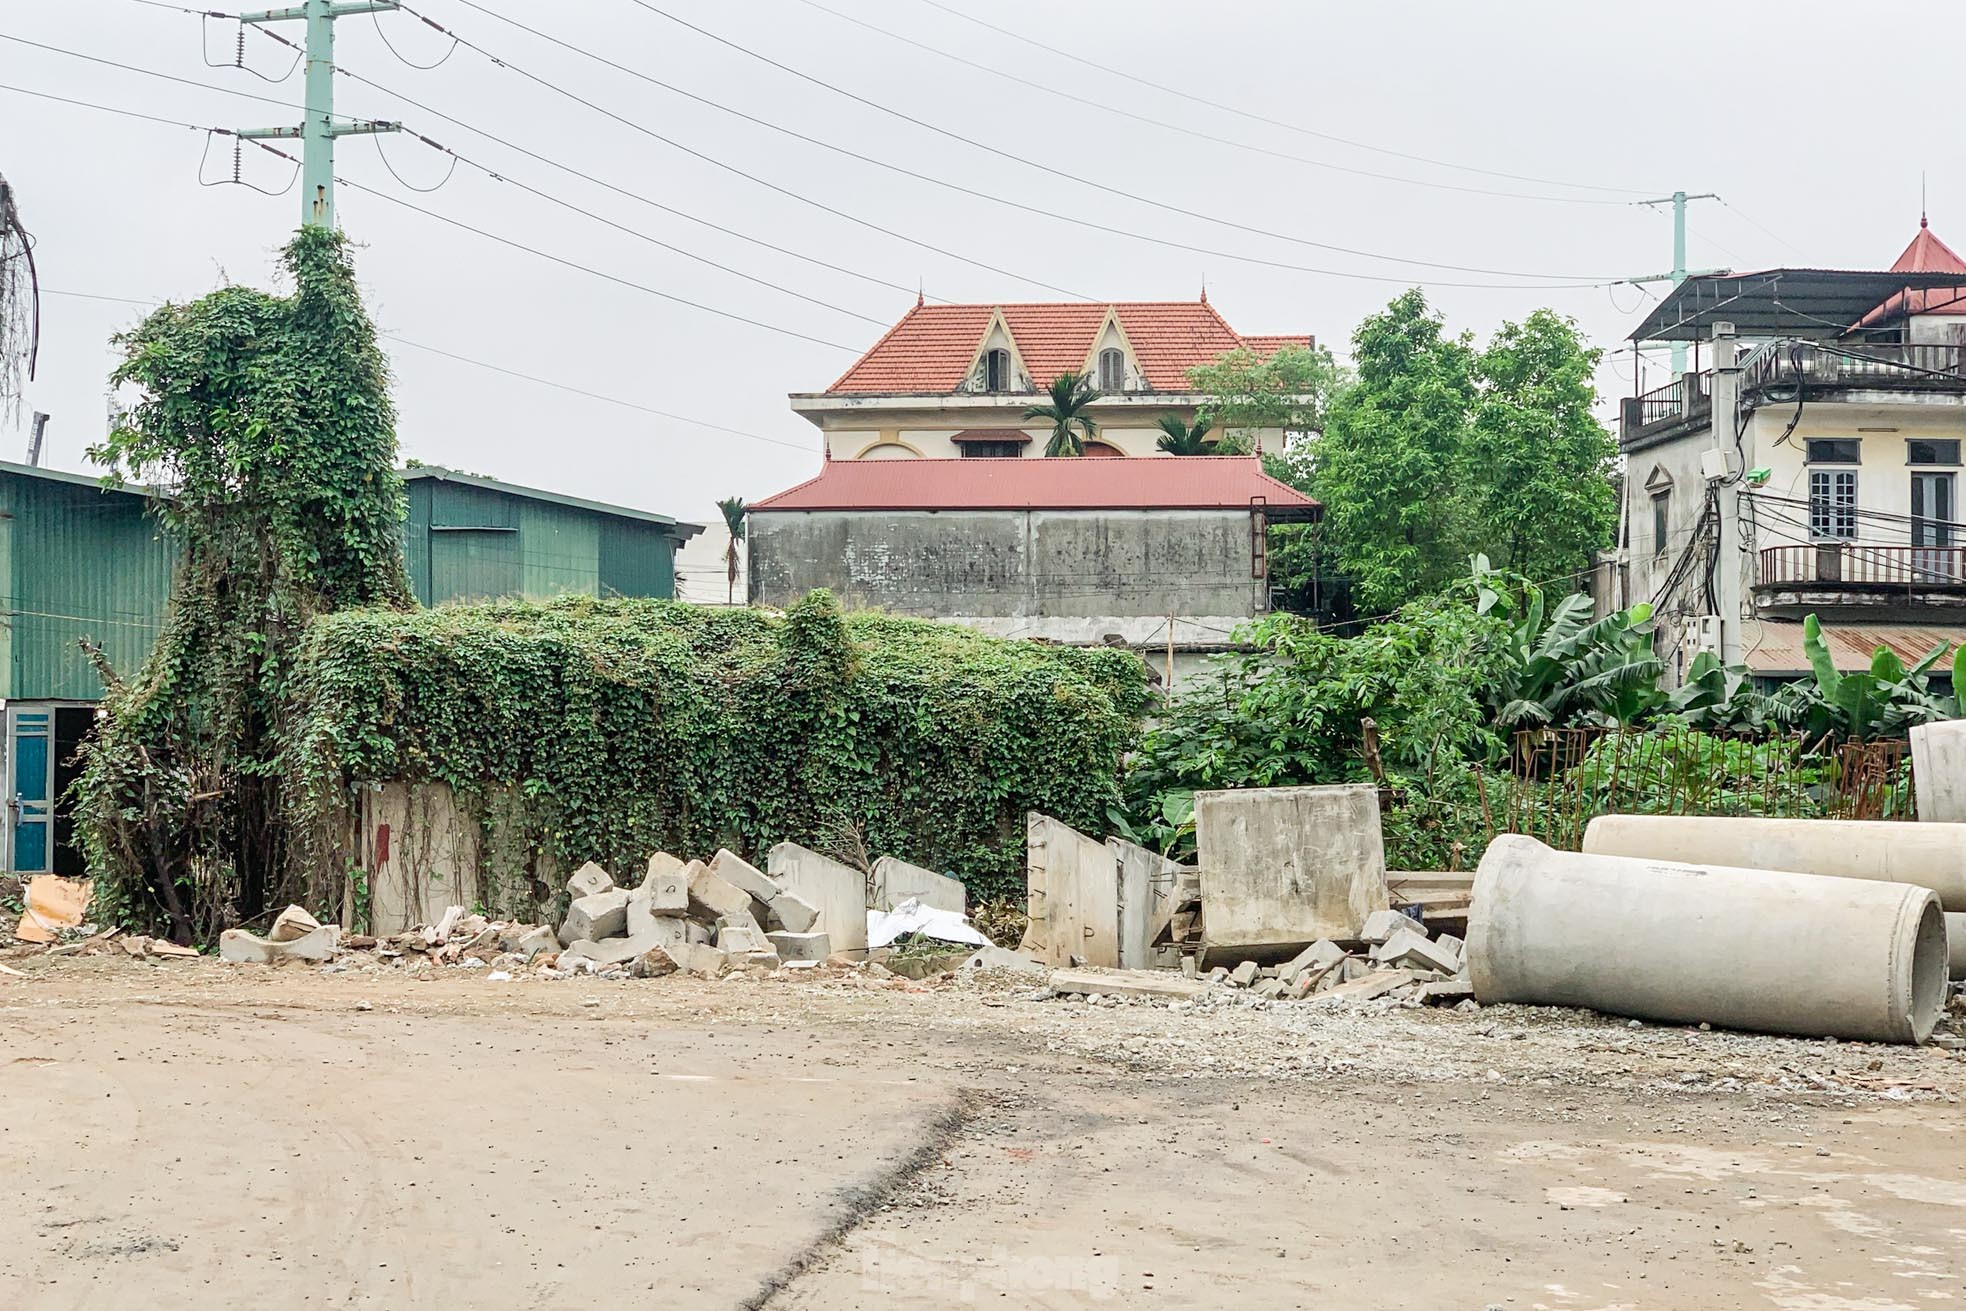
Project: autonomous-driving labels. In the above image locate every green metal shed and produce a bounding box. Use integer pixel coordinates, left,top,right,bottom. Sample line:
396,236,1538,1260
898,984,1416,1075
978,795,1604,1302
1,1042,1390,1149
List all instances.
401,466,700,605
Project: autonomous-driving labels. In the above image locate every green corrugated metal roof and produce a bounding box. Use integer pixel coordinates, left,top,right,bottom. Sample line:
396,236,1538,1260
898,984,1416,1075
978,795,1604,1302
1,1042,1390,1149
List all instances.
0,459,163,499
402,465,703,538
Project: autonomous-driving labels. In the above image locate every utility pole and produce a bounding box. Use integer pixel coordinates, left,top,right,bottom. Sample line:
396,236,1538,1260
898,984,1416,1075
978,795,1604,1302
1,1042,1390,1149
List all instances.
234,0,403,228
1626,190,1725,376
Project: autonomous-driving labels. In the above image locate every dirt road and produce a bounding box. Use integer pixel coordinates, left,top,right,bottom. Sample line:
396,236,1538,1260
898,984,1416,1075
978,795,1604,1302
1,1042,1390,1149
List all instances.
3,957,1963,1309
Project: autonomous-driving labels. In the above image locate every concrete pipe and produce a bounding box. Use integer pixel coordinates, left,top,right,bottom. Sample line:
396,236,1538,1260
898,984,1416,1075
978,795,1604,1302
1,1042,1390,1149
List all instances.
1468,835,1947,1044
1952,914,1966,981
1582,815,1966,913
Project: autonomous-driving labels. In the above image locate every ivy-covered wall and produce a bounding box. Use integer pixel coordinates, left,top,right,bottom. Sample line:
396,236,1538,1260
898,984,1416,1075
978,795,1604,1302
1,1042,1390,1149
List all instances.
285,590,1149,910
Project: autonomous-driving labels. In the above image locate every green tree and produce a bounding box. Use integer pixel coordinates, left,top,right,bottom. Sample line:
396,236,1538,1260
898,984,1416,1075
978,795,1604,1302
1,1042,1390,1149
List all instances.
1313,290,1478,614
1470,309,1617,586
1185,342,1343,445
1154,414,1213,455
1026,370,1101,456
74,228,411,941
717,495,747,605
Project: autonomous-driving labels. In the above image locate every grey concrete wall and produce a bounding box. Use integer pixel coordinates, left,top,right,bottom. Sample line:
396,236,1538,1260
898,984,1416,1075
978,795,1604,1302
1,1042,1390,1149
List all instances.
1193,784,1390,960
358,782,481,936
1024,812,1120,969
748,508,1267,637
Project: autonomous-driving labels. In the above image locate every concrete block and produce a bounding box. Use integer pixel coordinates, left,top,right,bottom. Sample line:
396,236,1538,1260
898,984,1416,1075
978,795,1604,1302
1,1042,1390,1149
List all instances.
1913,720,1966,823
961,944,1046,976
219,925,337,964
516,925,559,961
1179,955,1198,979
768,842,869,955
716,918,770,954
767,930,832,962
1194,785,1390,959
1339,957,1370,982
1279,939,1347,982
1359,909,1421,945
1418,979,1475,1005
632,945,680,978
562,935,649,967
872,856,966,914
1313,969,1418,1003
566,861,615,900
636,854,689,917
1254,978,1287,998
560,889,630,946
666,941,728,977
1228,960,1260,988
1434,932,1465,960
686,861,754,924
763,889,819,934
709,849,780,903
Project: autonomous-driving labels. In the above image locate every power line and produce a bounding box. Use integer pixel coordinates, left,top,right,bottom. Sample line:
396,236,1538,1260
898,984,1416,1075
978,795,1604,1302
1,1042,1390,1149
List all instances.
610,0,1618,284
787,0,1627,209
438,2,1616,291
324,61,935,306
41,286,822,454
904,0,1653,200
2,84,863,353
381,6,1087,300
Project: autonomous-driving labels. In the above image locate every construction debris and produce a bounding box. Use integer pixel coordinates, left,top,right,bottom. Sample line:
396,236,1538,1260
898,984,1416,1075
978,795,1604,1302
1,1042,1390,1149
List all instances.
219,906,338,964
14,875,92,945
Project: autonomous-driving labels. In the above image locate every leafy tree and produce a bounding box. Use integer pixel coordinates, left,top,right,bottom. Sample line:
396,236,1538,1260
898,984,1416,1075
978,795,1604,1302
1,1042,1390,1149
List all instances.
1470,309,1618,586
1312,290,1478,614
1154,414,1213,455
717,495,747,605
74,228,411,941
1025,371,1101,456
1186,342,1343,445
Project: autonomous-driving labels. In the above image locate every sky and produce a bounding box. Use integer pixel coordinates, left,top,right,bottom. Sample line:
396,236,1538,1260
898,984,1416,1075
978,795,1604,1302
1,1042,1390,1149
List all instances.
4,1,1958,597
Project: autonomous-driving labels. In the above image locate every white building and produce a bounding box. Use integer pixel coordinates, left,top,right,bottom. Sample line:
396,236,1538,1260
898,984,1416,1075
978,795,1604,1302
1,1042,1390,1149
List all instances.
1614,221,1966,682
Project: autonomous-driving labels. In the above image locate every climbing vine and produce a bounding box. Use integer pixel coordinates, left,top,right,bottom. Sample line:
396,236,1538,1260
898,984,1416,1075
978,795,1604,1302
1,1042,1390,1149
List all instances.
73,228,411,941
284,591,1148,910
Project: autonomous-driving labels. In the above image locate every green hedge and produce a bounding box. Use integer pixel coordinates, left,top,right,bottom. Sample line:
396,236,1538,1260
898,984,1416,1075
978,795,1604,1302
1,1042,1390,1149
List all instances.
285,590,1148,907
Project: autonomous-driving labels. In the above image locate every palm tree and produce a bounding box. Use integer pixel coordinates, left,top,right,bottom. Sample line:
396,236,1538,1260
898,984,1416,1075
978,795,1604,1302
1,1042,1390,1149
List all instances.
1155,414,1214,455
716,496,746,605
1025,371,1101,456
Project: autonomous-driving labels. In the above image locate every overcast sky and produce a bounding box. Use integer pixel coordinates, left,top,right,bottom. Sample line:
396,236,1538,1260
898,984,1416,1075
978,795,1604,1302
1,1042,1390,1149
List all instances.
6,0,1958,588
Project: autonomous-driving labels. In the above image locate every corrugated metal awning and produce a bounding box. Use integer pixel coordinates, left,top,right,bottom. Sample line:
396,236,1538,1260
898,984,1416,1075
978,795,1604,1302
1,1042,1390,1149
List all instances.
1742,621,1966,676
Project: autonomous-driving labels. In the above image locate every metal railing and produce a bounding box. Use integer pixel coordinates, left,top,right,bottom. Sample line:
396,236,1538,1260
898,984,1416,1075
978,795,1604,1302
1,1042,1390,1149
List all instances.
1745,342,1966,392
1759,542,1966,588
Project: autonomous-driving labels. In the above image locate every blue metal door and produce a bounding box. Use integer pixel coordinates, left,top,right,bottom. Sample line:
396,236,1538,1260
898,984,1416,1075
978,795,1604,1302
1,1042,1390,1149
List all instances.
9,708,52,873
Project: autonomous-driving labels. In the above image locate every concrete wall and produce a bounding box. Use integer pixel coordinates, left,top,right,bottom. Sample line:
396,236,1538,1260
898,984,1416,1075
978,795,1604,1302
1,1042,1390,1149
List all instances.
748,507,1267,644
1193,784,1390,960
357,781,481,935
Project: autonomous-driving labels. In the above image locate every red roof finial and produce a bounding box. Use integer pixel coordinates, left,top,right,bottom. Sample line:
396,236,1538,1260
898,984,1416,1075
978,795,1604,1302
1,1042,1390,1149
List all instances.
916,281,924,308
1199,281,1208,304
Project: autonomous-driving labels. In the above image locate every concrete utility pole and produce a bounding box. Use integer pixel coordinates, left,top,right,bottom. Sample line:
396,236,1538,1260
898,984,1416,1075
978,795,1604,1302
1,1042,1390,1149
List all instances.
234,0,404,228
1627,190,1724,376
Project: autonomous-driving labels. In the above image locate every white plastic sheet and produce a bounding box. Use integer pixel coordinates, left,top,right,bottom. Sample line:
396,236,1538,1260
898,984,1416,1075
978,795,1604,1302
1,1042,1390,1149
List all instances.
866,896,990,949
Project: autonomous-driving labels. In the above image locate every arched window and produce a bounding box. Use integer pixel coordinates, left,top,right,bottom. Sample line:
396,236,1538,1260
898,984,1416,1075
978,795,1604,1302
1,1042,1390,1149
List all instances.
1098,347,1126,391
1081,440,1124,458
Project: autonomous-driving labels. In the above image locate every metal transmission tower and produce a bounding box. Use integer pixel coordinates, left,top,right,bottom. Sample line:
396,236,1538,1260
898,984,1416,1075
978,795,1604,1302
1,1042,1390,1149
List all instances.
1627,190,1724,375
235,0,404,228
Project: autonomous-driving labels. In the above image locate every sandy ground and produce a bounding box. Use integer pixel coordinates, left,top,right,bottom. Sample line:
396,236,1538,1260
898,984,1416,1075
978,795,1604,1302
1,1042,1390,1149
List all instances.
4,954,1965,1310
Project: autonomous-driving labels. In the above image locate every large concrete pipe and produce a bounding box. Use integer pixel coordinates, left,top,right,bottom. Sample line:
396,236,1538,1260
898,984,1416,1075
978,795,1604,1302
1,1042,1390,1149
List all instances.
1468,835,1947,1044
1952,914,1966,981
1582,815,1966,912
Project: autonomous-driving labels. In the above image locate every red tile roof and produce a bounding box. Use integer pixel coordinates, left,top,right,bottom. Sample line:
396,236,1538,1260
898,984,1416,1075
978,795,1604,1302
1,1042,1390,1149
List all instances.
825,300,1313,393
1861,220,1966,323
751,456,1319,514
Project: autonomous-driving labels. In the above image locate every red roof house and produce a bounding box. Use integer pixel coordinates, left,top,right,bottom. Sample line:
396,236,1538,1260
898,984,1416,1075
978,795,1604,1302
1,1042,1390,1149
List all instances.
751,455,1319,517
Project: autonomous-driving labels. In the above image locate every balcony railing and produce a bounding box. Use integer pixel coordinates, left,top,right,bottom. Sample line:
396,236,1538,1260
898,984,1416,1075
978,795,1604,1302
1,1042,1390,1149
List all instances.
1759,542,1966,589
1622,373,1710,439
1744,342,1966,393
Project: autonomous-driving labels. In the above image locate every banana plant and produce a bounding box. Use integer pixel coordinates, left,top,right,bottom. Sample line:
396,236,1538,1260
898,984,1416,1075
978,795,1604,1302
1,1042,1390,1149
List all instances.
1772,614,1963,742
1472,556,1663,729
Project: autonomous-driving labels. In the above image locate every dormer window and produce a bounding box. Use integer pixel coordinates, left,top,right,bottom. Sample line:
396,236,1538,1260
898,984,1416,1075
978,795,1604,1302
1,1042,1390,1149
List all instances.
983,348,1013,392
1098,348,1126,392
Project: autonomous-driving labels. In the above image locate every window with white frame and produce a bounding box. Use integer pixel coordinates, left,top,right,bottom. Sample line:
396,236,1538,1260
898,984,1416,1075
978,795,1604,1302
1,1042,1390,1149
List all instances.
1809,469,1858,539
982,348,1012,392
1097,347,1126,392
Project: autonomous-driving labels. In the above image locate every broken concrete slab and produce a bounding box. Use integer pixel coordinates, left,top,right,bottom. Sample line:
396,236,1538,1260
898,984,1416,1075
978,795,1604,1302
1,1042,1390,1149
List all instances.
716,919,771,955
634,854,689,918
560,889,630,946
1194,785,1391,960
1312,970,1419,1003
1371,927,1463,975
1048,968,1211,1001
666,941,729,977
1253,978,1287,999
1025,813,1119,969
1278,939,1347,983
267,904,323,944
767,842,868,955
516,925,559,961
872,855,966,915
1359,908,1421,945
1108,838,1185,970
561,935,650,968
961,944,1046,976
1228,960,1261,988
709,849,781,904
219,924,337,964
1339,957,1371,982
1418,978,1476,1005
766,930,832,962
763,889,819,935
566,861,615,900
686,861,754,924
